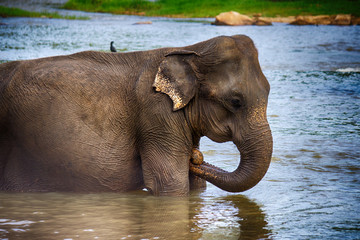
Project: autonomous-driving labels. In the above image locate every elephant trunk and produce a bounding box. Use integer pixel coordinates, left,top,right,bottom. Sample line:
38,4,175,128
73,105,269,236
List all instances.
190,125,273,192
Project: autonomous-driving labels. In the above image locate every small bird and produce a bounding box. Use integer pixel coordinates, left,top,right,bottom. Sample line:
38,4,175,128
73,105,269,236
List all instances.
110,41,117,52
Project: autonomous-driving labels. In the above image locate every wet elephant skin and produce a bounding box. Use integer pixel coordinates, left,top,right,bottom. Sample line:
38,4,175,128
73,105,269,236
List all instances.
0,35,272,196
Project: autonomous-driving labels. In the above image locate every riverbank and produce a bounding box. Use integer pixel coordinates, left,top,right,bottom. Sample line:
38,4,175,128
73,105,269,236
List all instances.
1,0,359,24
0,6,88,19
213,11,360,26
63,0,360,18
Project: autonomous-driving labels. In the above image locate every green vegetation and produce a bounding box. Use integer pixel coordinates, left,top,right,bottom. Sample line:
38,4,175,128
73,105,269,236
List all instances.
64,0,360,18
0,6,89,19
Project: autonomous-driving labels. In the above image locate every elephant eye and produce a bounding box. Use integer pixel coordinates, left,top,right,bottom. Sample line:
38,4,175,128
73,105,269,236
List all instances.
231,98,242,110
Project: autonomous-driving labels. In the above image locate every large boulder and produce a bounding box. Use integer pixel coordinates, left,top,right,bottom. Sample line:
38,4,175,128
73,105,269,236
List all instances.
214,11,253,26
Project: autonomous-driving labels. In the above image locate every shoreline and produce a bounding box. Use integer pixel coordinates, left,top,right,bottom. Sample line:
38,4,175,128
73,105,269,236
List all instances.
242,14,359,25
0,2,359,26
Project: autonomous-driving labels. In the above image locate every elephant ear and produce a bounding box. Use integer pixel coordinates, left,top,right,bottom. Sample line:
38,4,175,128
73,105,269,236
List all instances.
153,50,199,111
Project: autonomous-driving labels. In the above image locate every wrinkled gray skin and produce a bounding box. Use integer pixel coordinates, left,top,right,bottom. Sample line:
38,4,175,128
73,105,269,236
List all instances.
0,35,272,196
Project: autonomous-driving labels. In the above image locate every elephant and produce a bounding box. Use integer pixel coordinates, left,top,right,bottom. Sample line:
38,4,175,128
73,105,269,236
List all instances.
0,35,273,196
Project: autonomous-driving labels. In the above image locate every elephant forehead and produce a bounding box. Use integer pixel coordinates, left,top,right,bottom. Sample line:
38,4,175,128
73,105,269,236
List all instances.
206,61,244,91
218,36,257,60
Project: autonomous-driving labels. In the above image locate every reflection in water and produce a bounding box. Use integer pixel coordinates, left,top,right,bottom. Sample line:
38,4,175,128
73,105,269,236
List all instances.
192,195,271,240
0,192,270,239
233,196,271,239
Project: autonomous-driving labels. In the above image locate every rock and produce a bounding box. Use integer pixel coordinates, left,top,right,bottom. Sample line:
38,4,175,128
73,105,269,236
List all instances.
213,11,253,26
268,16,296,23
133,21,152,25
332,14,351,25
351,16,360,25
310,15,332,25
253,17,272,26
289,16,309,25
263,16,295,23
253,13,272,26
290,15,353,25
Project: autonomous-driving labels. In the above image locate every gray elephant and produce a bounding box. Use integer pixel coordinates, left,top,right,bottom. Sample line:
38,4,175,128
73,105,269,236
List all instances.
0,35,272,196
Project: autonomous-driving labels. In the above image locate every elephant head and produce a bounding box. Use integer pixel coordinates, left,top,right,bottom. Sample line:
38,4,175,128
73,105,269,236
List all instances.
153,35,273,192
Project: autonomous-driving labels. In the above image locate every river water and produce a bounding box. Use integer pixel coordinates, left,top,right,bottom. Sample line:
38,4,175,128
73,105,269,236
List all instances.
0,4,360,240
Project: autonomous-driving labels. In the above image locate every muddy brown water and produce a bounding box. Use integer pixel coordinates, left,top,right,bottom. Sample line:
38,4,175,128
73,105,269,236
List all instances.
0,4,359,239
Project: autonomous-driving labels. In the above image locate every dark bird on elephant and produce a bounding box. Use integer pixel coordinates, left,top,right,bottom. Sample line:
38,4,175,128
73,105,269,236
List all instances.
110,41,117,52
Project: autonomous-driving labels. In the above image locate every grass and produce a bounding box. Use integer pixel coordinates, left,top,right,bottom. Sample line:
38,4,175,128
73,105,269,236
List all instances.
0,6,89,19
63,0,360,18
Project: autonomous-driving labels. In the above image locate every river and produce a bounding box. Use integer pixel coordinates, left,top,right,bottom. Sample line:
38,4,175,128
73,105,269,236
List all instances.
0,3,359,239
